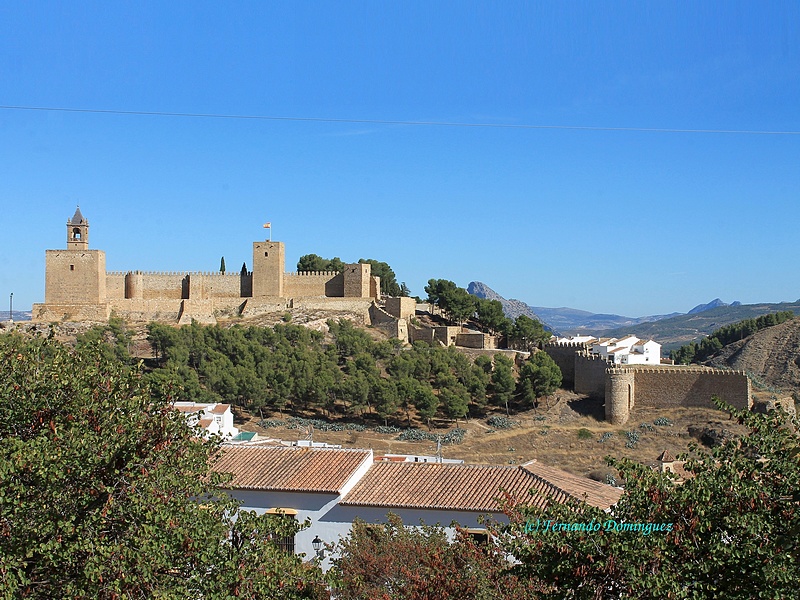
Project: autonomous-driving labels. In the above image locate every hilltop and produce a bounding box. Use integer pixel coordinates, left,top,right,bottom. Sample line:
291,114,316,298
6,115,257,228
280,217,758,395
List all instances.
706,317,800,395
600,301,800,354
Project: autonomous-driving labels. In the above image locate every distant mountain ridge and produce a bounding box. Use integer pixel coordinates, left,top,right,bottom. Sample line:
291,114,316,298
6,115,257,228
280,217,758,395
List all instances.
600,301,800,354
466,282,543,321
467,281,680,333
3,311,31,322
687,298,741,314
466,281,800,354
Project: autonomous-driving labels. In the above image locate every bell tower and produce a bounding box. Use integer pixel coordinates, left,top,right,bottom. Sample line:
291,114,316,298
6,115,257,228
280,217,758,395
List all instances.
67,206,89,250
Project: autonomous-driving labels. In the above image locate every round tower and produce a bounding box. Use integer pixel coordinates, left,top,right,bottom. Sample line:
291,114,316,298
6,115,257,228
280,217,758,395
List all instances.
606,368,635,425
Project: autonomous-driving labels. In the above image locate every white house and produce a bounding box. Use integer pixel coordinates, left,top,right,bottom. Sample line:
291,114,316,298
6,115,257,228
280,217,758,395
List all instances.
592,336,661,365
212,445,623,571
173,402,239,438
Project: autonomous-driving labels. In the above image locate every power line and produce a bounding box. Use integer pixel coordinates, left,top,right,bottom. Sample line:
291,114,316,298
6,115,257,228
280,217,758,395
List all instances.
1,104,798,135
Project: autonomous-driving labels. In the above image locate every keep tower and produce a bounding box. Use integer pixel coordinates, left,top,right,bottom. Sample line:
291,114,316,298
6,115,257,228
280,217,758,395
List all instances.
42,206,107,310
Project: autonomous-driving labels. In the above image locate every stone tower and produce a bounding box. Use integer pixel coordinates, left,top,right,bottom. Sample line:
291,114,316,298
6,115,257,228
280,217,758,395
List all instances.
252,240,285,297
605,368,635,425
343,262,371,297
67,206,89,250
43,206,106,307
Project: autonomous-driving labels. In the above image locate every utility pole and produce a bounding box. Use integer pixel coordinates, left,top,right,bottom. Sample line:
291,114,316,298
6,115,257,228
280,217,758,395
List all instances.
8,293,12,322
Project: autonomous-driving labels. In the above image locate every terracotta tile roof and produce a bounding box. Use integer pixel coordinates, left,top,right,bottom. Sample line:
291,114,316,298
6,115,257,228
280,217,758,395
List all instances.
657,450,675,462
198,418,213,429
521,461,623,511
209,404,230,415
174,404,204,413
212,446,372,494
340,460,620,512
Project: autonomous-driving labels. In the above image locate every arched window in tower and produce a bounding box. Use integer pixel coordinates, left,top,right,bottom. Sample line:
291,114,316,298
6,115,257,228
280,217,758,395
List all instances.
72,228,82,240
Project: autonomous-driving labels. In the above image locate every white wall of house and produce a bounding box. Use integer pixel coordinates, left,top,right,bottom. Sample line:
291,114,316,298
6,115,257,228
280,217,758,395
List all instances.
226,488,503,571
593,337,661,365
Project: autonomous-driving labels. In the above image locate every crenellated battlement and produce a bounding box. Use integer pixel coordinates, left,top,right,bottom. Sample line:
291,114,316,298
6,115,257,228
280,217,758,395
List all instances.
107,270,191,277
546,341,589,349
607,365,746,376
284,271,340,277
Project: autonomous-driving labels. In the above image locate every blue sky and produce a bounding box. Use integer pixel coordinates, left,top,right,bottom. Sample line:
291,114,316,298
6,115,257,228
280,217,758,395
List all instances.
1,2,798,316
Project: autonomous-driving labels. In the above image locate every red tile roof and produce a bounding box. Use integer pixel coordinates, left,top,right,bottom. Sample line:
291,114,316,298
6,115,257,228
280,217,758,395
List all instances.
340,460,621,512
656,450,675,462
209,404,230,415
174,404,204,413
521,461,623,511
212,446,372,494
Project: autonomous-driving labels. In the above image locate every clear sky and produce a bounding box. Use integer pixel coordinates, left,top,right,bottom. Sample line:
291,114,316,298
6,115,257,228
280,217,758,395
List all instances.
1,2,798,317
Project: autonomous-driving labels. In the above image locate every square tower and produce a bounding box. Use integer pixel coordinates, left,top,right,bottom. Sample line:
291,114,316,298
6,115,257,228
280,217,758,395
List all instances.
252,241,285,297
343,262,371,298
44,207,106,305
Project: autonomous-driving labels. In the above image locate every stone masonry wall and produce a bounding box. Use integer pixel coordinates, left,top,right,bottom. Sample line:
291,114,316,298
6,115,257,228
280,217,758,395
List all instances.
136,273,187,300
106,273,126,300
283,272,341,297
409,324,436,345
384,297,416,321
45,250,106,305
544,342,588,388
369,303,409,343
632,367,751,411
455,332,497,349
188,272,242,299
574,351,610,399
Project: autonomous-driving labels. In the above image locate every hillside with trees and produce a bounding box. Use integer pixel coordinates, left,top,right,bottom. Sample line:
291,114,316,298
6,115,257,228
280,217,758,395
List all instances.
705,317,800,394
141,319,560,427
669,311,795,365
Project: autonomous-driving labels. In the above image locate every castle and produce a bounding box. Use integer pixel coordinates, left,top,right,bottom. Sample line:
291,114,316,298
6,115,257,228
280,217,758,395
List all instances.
544,341,752,425
33,208,385,325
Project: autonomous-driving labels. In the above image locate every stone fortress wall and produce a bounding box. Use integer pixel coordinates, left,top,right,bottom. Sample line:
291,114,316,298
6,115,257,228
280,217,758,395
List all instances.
544,341,752,425
33,209,380,326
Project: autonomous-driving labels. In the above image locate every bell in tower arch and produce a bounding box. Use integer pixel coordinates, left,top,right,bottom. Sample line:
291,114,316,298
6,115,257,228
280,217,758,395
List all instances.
67,206,89,250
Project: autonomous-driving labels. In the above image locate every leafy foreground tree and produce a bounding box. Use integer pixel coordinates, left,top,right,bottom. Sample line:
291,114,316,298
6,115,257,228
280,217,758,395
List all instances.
330,514,541,600
0,335,327,599
498,398,800,599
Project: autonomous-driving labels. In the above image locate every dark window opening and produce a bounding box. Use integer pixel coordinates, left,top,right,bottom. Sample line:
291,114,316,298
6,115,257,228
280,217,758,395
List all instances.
265,252,269,257
266,513,296,554
72,228,81,239
465,529,489,546
70,265,75,271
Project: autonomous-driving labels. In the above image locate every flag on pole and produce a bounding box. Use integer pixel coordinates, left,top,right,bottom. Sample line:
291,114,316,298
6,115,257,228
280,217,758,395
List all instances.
263,222,271,228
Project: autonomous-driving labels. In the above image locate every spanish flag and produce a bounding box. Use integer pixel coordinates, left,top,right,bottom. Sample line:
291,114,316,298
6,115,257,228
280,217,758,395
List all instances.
263,222,271,228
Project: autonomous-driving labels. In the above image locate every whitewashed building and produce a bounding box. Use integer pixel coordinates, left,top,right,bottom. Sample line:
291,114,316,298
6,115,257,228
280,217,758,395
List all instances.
592,336,661,365
212,445,623,571
173,402,239,438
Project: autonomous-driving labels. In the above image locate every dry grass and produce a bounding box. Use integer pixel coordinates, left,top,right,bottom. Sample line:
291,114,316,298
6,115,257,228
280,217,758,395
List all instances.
238,391,750,479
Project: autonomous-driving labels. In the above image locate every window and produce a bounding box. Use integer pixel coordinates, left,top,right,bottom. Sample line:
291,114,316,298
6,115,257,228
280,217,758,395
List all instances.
465,528,489,546
70,265,75,271
265,508,298,554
